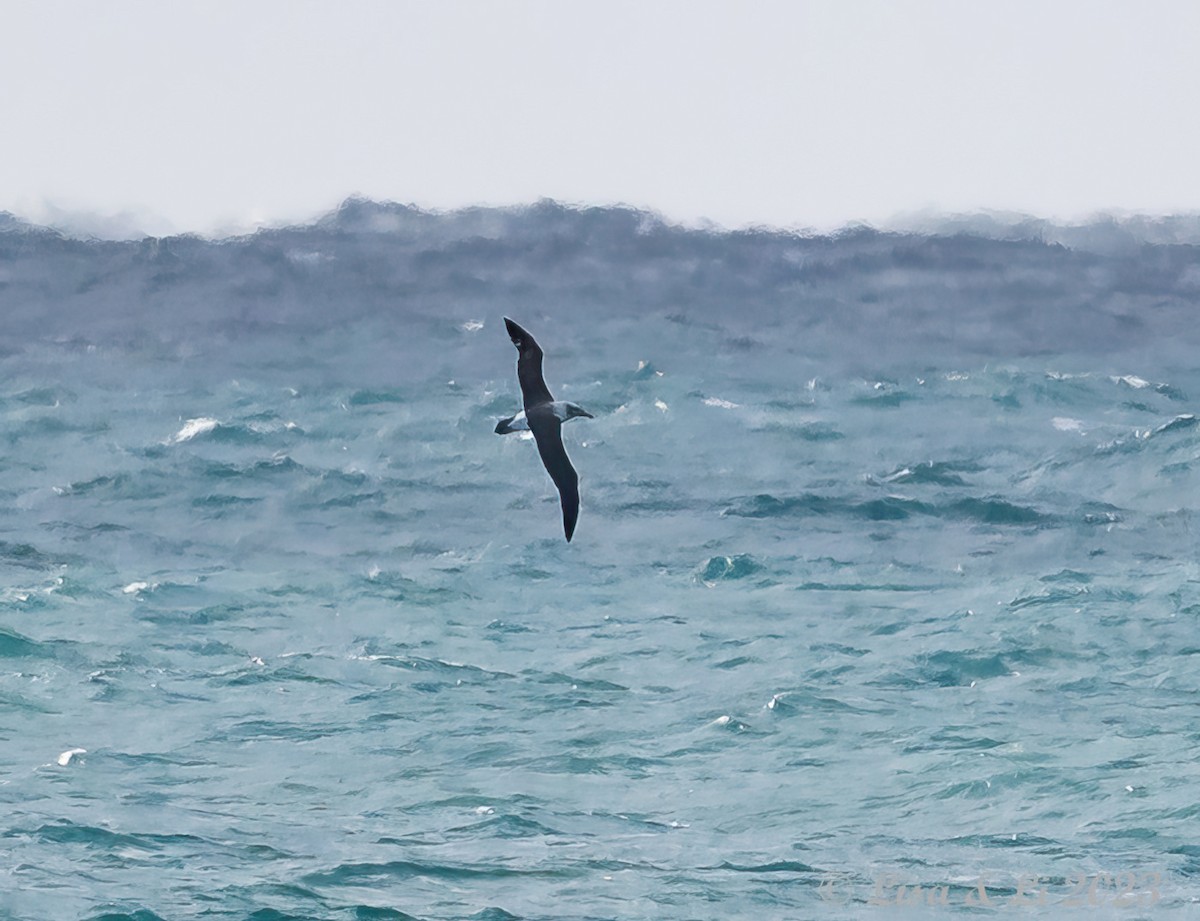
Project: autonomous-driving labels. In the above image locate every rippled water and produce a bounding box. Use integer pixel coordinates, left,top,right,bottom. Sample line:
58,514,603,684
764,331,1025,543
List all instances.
2,323,1199,919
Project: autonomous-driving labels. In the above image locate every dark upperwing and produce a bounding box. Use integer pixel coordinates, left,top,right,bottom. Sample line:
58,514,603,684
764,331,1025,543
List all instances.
528,414,580,542
504,317,554,410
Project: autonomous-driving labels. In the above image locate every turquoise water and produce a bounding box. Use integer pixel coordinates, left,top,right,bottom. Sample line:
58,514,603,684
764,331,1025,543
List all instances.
3,209,1200,919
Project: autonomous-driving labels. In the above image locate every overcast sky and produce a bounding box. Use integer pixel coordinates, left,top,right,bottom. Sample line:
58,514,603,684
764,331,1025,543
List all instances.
3,0,1198,236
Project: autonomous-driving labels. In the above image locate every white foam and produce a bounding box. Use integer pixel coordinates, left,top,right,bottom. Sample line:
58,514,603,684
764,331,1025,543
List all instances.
169,417,219,444
654,399,669,413
1112,374,1151,389
1052,417,1085,433
460,320,484,332
703,397,739,410
56,748,86,766
1155,413,1196,434
122,581,150,595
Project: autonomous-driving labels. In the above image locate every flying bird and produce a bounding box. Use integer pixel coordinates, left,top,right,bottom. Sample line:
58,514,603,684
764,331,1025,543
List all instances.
500,317,593,541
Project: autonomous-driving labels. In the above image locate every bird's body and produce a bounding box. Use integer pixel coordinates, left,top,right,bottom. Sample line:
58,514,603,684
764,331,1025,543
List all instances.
500,317,593,541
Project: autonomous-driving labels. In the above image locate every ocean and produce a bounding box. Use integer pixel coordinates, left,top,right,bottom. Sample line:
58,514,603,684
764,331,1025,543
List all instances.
2,202,1199,919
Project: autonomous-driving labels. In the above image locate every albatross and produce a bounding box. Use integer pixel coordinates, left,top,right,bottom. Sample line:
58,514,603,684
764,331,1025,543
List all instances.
499,317,593,541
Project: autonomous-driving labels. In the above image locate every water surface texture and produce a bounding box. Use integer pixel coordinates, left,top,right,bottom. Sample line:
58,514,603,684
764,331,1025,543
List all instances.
2,203,1200,919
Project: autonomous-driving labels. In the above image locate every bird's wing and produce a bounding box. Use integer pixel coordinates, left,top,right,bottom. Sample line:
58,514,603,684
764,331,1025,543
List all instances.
504,317,554,409
529,415,580,542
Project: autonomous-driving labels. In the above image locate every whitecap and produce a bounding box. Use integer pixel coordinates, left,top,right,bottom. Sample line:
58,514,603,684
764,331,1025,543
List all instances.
703,397,739,410
122,581,151,595
460,320,484,332
1112,374,1151,389
1154,413,1196,435
1052,417,1085,433
169,417,219,444
654,399,669,413
56,748,86,766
